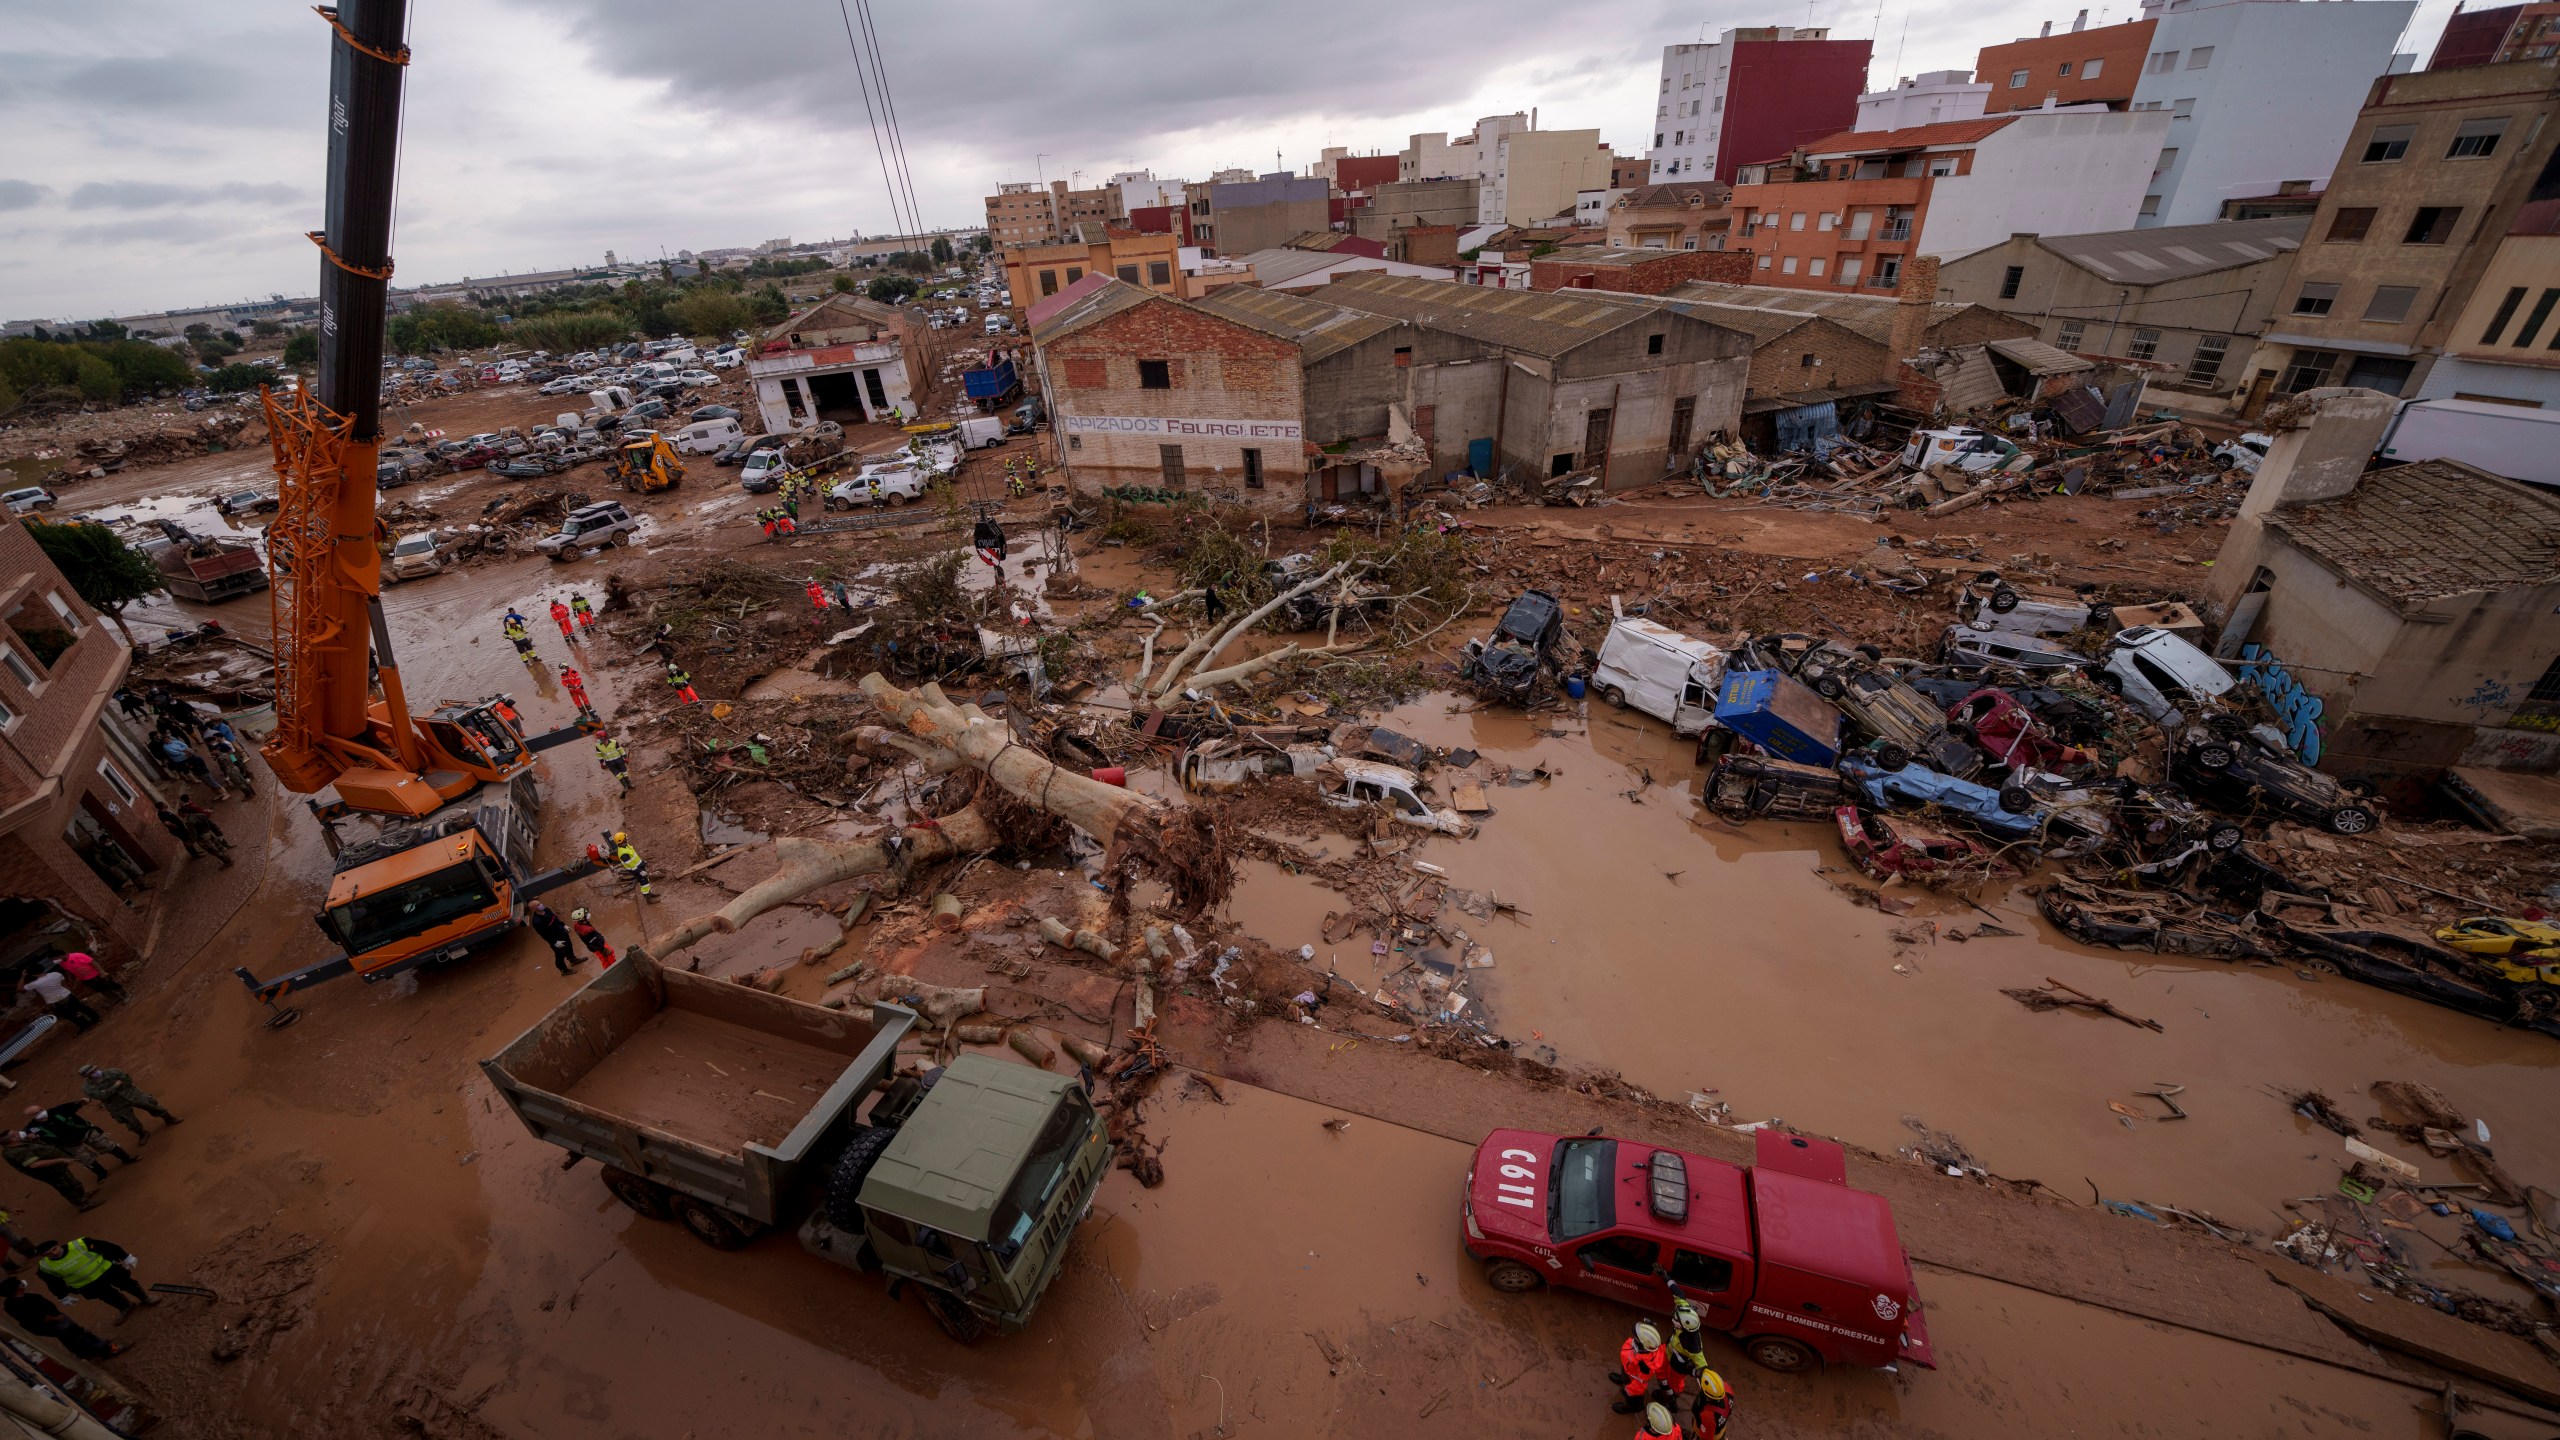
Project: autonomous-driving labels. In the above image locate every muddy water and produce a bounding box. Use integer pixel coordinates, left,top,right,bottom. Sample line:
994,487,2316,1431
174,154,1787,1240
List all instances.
1223,693,2560,1233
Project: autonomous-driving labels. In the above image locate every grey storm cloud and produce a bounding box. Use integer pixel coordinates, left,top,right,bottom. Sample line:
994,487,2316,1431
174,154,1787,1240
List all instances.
0,180,47,211
67,180,303,211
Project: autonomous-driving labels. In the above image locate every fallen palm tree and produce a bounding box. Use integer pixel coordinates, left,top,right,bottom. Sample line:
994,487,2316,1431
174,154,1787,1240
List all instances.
636,675,1229,966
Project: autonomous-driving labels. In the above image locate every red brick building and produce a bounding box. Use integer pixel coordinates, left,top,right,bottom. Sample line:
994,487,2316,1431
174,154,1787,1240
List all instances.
0,519,183,963
1028,275,1308,512
1530,247,1755,295
1976,18,2153,113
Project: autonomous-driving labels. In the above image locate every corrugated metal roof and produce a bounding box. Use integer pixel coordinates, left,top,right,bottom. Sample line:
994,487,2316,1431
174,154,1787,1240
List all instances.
1190,285,1404,364
1657,281,1979,345
1797,117,2015,157
1986,337,2094,376
1937,347,2008,414
2036,215,2308,286
1026,274,1151,342
1242,248,1370,287
1317,271,1655,357
2266,458,2560,610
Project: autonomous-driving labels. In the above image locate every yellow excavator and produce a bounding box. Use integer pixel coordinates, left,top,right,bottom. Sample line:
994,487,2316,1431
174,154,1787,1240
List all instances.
235,0,594,1023
607,429,684,492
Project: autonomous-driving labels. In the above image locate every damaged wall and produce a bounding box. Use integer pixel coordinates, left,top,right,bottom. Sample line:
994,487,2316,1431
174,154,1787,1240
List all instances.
1040,295,1308,511
1523,314,1751,486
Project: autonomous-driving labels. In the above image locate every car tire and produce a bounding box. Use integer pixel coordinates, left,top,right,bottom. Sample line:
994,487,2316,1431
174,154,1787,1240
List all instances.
2327,805,2378,836
600,1165,671,1219
2206,823,2246,851
2093,669,2124,695
824,1124,898,1232
1482,1260,1545,1293
1812,674,1846,701
1872,741,1913,771
1600,685,1628,709
668,1194,759,1250
2193,743,2236,771
1998,784,2035,814
1744,1335,1818,1373
1989,587,2021,613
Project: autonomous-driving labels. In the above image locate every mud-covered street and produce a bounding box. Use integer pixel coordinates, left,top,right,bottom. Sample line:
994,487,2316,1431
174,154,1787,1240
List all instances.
0,369,2551,1439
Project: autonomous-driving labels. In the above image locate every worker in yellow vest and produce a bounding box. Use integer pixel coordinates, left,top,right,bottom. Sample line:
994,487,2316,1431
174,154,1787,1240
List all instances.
34,1237,156,1322
608,831,656,902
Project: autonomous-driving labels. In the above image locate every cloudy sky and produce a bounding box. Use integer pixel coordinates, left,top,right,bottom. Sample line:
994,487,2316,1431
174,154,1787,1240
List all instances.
1,0,2455,322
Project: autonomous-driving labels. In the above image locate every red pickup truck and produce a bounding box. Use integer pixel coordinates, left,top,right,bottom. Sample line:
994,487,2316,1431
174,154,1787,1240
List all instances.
1463,1127,1935,1374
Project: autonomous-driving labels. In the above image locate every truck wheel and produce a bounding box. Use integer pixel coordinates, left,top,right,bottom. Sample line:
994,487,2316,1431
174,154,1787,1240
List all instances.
1744,1335,1817,1373
1811,674,1845,701
669,1194,759,1250
825,1124,898,1232
1997,784,2035,814
1872,741,1913,772
1989,587,2021,613
600,1165,671,1219
1482,1260,1545,1293
1600,685,1628,710
2327,805,2377,836
920,1286,990,1344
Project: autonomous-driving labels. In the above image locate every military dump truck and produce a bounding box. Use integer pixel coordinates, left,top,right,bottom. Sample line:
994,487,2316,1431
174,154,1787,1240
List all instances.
483,955,1110,1341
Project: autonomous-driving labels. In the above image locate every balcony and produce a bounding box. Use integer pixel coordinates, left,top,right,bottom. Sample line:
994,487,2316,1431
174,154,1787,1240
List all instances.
1879,219,1912,241
1865,274,1902,289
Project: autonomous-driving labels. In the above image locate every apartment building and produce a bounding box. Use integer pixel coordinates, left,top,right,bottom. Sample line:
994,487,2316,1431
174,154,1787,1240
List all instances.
982,179,1122,250
2416,166,2560,406
1646,27,1873,186
1199,172,1331,258
2252,59,2560,401
1728,110,2169,292
1479,128,1614,226
1856,71,1991,131
1402,114,1530,182
2130,0,2415,229
1003,228,1185,309
1937,214,2308,403
2430,1,2560,67
1111,170,1185,213
1605,182,1734,250
1976,15,2154,113
0,521,181,956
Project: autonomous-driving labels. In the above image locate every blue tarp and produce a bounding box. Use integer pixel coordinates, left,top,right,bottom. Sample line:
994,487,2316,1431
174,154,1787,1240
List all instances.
1774,400,1842,458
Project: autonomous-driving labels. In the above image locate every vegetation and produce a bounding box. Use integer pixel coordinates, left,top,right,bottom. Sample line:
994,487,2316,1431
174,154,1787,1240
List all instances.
866,274,920,304
283,331,320,366
930,236,954,265
25,520,162,643
0,336,193,408
386,301,500,356
203,362,280,394
510,308,630,354
831,273,858,293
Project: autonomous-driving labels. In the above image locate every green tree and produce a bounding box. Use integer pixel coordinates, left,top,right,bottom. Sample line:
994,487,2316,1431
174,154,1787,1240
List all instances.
865,275,919,304
103,341,192,394
283,331,319,366
972,234,992,254
831,272,857,294
183,322,213,341
192,335,238,363
671,288,753,339
25,520,161,644
513,309,630,354
660,259,676,284
203,362,276,393
751,283,790,324
252,319,285,338
930,236,954,265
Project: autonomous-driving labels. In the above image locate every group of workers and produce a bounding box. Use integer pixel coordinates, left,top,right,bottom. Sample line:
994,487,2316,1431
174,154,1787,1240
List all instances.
1609,1295,1736,1438
0,1048,187,1362
502,592,597,669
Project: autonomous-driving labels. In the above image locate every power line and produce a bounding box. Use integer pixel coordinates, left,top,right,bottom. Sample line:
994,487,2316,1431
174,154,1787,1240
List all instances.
836,0,914,239
855,0,927,238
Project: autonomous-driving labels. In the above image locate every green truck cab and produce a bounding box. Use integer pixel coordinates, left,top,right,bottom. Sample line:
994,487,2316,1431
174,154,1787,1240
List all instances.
482,956,1107,1341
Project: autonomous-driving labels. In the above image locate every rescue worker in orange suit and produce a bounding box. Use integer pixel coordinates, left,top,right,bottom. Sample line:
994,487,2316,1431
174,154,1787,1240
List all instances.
665,663,698,705
1633,1401,1682,1439
1607,1319,1683,1414
559,666,592,715
550,599,575,642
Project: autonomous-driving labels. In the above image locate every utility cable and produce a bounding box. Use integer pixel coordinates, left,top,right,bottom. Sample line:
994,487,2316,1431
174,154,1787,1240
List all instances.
837,0,913,240
855,0,928,239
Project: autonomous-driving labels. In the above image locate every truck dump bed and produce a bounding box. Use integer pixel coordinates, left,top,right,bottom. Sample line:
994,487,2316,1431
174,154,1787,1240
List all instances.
482,956,915,1227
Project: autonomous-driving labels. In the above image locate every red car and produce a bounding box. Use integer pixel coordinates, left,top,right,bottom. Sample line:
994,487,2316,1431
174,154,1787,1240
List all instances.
1949,687,2094,774
1836,805,2005,885
1464,1127,1935,1374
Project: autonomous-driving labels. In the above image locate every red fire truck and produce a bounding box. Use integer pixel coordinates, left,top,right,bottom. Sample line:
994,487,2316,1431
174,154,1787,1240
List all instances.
1463,1126,1936,1374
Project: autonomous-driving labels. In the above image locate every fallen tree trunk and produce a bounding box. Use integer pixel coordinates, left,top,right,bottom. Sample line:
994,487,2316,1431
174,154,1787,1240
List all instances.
1150,560,1351,698
639,807,999,964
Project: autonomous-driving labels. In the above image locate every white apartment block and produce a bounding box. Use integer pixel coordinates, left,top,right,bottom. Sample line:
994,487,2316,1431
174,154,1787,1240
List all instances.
1648,26,1834,181
2131,0,2416,227
1857,71,1992,132
1109,170,1184,213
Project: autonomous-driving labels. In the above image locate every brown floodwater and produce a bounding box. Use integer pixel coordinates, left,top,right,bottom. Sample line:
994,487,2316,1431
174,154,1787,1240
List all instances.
1221,693,2560,1241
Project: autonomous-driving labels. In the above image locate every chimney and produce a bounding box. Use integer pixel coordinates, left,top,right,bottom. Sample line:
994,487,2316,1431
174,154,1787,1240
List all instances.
2040,20,2053,36
2072,8,2088,31
1888,254,1940,362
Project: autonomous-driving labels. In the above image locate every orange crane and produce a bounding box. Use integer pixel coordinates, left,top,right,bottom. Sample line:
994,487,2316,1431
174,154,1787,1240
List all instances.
235,0,594,1023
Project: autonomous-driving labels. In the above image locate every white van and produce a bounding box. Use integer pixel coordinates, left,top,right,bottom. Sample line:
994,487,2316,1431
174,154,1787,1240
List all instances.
1591,617,1725,737
956,416,1004,449
2103,626,2237,725
586,386,634,415
675,417,743,456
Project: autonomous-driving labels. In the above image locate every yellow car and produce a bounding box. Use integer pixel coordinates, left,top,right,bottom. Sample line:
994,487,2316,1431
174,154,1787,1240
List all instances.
2435,917,2560,986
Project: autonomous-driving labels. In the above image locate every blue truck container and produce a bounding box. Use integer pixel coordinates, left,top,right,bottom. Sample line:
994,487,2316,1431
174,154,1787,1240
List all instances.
964,358,1021,409
1713,669,1842,766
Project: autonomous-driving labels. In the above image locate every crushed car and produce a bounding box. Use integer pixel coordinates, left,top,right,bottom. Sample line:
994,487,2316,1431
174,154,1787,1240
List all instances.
1459,589,1566,705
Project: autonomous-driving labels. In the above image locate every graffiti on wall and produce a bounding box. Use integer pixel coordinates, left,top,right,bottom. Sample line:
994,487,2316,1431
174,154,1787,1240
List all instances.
2238,644,2324,763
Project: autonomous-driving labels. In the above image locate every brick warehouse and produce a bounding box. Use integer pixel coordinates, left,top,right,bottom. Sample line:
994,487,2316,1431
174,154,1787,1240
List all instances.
1028,275,1308,512
1528,247,1754,296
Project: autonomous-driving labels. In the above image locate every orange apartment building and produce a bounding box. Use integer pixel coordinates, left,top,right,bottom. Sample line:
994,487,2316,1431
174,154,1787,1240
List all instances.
1003,228,1186,310
1975,17,2153,113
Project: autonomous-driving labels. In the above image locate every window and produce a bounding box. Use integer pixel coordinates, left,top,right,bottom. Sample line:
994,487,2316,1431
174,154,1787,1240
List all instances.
2149,50,2180,73
2056,319,2085,350
2515,288,2560,347
2154,147,2179,178
1580,1234,1659,1276
2364,285,2420,323
1839,256,1862,283
2058,61,2075,76
1999,265,2025,299
2083,57,2104,78
0,692,14,730
2185,334,2229,384
1800,353,1818,367
2186,45,2214,68
1115,264,1139,284
2362,123,2414,162
1670,1248,1735,1292
0,648,34,691
324,862,498,955
1242,447,1263,489
2010,69,2029,88
1064,266,1083,284
2172,97,2195,120
1393,345,1413,367
2404,207,2460,245
2139,195,2161,217
1039,269,1060,297
2277,349,2337,394
1817,213,1835,231
1655,133,1665,148
1789,212,1806,231
2327,207,2376,243
2482,286,2529,344
1927,157,1956,177
1148,260,1170,286
1158,443,1186,488
2292,282,2339,316
1137,359,1171,389
97,759,137,805
1873,255,1901,287
2449,116,2509,158
1781,256,1799,274
44,593,80,634
1646,333,1665,355
2128,328,2160,361
1757,255,1772,269
1810,258,1827,276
